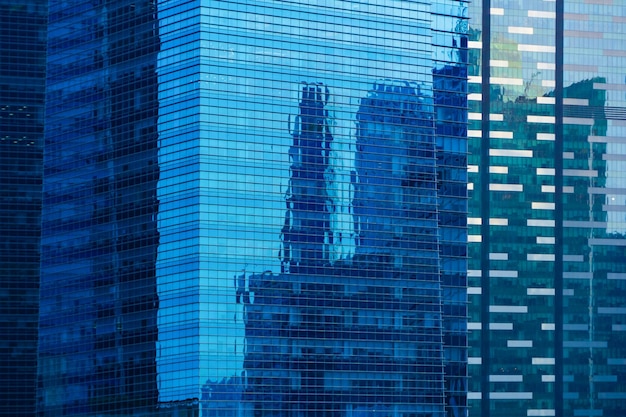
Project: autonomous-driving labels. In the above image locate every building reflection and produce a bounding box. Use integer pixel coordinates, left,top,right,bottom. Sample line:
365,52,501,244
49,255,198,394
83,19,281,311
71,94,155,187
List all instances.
234,80,460,417
39,3,469,416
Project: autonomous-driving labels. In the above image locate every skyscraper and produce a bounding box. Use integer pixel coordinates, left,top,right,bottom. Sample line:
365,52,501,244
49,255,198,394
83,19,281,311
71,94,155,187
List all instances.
0,2,46,416
467,1,626,416
39,1,160,415
37,1,468,417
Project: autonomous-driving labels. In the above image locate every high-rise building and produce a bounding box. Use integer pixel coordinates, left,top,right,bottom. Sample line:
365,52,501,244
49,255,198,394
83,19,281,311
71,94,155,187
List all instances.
467,1,626,417
38,1,468,417
0,2,46,416
39,1,160,415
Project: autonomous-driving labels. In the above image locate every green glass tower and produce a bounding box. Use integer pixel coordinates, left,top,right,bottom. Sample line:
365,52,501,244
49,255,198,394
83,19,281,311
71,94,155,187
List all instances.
467,1,626,417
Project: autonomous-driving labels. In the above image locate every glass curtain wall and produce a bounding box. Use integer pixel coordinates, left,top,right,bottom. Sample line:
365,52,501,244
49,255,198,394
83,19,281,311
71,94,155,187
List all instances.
38,1,469,416
0,2,46,415
467,1,626,416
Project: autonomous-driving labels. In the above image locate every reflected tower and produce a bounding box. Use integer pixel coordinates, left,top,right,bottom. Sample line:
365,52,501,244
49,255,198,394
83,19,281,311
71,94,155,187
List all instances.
243,80,463,417
354,81,440,268
281,83,333,273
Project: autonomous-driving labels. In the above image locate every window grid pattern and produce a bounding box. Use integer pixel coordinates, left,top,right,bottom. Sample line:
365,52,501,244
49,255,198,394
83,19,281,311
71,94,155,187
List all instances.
39,1,468,417
467,1,626,416
0,2,46,416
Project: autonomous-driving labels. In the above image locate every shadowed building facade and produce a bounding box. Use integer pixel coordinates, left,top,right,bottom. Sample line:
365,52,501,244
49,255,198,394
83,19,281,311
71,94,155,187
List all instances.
0,2,46,416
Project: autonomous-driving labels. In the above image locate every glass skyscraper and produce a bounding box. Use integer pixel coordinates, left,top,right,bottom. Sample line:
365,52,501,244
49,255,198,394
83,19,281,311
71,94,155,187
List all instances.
467,1,626,417
3,1,625,417
0,1,46,416
39,0,160,415
37,1,468,417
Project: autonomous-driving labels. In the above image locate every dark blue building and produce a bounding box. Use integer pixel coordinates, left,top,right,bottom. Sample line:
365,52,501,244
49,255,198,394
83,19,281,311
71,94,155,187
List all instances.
0,2,46,416
38,1,160,415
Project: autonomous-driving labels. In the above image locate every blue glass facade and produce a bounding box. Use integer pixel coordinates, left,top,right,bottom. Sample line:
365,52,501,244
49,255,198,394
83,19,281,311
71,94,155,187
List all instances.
39,1,160,415
0,2,46,415
38,1,468,416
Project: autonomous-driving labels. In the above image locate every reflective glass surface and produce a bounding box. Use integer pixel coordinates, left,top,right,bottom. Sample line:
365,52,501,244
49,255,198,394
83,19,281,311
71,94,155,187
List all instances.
0,2,46,415
39,1,468,416
40,1,160,415
467,1,626,416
